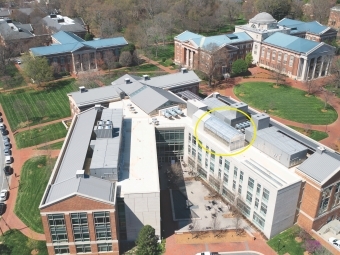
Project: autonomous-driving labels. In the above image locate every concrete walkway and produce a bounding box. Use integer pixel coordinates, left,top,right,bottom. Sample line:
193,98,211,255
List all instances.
0,104,63,240
140,55,178,74
200,67,340,149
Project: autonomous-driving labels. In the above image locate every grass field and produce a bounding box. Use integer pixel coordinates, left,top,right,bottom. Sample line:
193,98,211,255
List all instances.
149,44,174,61
129,64,160,72
0,63,25,89
0,229,48,255
14,156,55,233
234,82,338,124
289,126,329,141
38,140,64,150
0,79,75,131
15,122,67,149
267,226,305,255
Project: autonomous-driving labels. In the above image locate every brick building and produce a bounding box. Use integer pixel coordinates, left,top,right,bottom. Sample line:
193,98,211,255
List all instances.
175,12,336,81
328,5,340,32
30,31,128,74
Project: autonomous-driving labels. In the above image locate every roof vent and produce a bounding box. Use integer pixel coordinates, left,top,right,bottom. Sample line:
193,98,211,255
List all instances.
57,18,65,23
49,14,57,18
125,78,130,84
181,68,187,73
76,170,85,178
94,104,102,111
98,120,104,125
142,74,149,81
316,146,325,154
79,86,86,93
18,28,23,32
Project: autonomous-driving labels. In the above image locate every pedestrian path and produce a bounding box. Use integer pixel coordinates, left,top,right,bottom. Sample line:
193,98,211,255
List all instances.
139,55,178,74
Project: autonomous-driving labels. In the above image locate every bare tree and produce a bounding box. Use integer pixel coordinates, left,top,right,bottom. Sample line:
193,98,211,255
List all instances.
330,58,340,89
167,162,183,188
76,71,100,89
310,0,333,24
270,64,286,87
232,196,245,236
119,51,133,67
305,79,318,95
303,123,312,135
323,90,333,110
189,218,201,239
103,50,117,73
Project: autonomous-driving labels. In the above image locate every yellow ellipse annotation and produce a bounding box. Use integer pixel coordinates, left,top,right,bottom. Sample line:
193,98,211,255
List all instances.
194,106,257,157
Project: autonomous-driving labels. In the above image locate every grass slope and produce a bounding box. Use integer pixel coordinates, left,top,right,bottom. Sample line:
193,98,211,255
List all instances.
15,122,67,149
0,63,25,89
0,229,47,255
0,79,75,131
14,156,55,233
289,126,329,141
234,82,338,124
38,140,64,150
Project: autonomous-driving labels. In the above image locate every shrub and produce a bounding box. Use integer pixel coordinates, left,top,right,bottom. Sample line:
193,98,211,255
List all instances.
162,57,166,62
304,239,321,254
232,59,248,76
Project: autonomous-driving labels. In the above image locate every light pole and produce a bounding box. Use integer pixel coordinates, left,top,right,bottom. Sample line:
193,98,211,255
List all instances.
278,239,281,252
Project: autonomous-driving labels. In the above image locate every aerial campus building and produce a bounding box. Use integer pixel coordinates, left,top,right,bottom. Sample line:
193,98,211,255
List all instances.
174,12,336,81
40,71,340,254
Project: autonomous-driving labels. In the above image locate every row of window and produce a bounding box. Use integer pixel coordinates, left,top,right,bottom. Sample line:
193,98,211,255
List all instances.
261,48,294,67
48,212,112,243
319,182,340,215
54,243,112,254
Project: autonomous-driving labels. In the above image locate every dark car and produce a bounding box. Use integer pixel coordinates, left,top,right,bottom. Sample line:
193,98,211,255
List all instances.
0,203,6,215
4,148,11,156
3,166,12,176
0,117,2,122
1,129,7,136
2,135,9,142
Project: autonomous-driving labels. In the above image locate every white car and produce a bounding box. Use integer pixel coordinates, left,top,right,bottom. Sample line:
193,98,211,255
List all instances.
16,59,22,64
329,237,340,248
0,189,8,202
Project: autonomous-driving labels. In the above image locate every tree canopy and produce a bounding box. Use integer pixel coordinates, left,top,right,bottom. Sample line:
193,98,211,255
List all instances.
255,0,292,20
245,52,253,67
136,225,160,255
232,59,248,76
22,54,53,86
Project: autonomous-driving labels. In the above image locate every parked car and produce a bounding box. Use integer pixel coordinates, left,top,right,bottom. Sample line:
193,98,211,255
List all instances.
16,59,22,64
195,253,218,255
0,123,4,130
3,166,12,176
4,144,11,150
2,135,9,141
4,140,10,147
0,203,5,215
1,129,7,136
0,117,2,122
329,237,340,248
5,156,12,164
4,148,11,156
0,190,8,202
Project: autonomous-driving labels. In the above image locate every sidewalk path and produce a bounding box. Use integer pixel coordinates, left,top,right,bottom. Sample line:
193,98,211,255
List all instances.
139,56,178,74
200,67,340,148
0,104,62,241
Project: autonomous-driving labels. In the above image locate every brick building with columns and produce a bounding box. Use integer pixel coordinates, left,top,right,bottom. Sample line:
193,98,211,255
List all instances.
175,12,335,81
29,31,128,74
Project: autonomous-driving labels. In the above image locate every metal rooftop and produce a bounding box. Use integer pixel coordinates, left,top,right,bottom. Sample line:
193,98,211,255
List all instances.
176,90,203,101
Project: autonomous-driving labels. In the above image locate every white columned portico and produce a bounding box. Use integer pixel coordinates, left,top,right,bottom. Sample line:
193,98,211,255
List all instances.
190,50,193,68
301,57,308,81
325,56,331,76
311,58,317,79
318,57,324,77
186,48,189,67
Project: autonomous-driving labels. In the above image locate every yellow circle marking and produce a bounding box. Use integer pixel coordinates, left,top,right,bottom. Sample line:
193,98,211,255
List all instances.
194,106,257,157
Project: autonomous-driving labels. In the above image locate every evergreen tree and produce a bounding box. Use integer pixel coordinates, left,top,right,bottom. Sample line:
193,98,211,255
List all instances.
136,225,160,255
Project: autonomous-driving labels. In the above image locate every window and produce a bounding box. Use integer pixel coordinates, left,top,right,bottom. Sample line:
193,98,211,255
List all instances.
192,135,196,146
239,171,244,183
334,182,340,207
192,147,196,158
198,140,202,151
198,152,202,163
188,145,191,153
48,214,68,243
255,198,259,209
246,191,252,204
283,54,288,65
254,44,258,54
232,180,236,191
253,212,265,229
248,178,254,191
237,199,251,216
319,186,332,214
71,213,89,242
256,184,261,196
261,48,265,58
93,212,111,240
210,162,215,174
206,146,209,156
272,51,276,61
277,52,282,62
238,184,242,195
211,149,215,160
76,244,91,253
224,160,230,172
205,158,208,169
289,55,294,67
223,173,229,184
262,188,270,203
233,167,238,178
260,203,267,216
219,156,223,166
97,243,112,252
218,169,222,179
266,50,271,59
188,133,191,142
54,245,69,254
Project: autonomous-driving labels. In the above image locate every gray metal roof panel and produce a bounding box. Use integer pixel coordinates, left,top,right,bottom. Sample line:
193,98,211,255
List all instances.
141,71,201,89
55,109,97,183
297,151,340,183
69,86,120,106
46,177,79,203
203,97,234,119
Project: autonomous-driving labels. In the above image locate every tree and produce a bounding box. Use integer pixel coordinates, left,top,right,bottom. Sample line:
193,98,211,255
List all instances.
270,64,286,87
167,162,184,188
314,247,333,255
136,225,160,255
103,50,118,73
245,52,253,67
76,71,100,89
310,0,333,24
119,51,133,67
232,59,248,76
305,79,318,95
22,54,53,86
330,58,340,89
323,90,333,110
0,244,11,255
255,0,292,20
84,32,94,41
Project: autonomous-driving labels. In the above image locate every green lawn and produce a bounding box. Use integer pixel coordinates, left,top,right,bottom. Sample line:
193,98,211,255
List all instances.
149,44,174,61
234,82,338,124
129,64,160,72
15,122,67,149
14,156,55,234
0,229,48,255
267,226,305,255
0,79,75,131
38,140,64,150
0,63,25,89
325,84,340,98
289,126,329,141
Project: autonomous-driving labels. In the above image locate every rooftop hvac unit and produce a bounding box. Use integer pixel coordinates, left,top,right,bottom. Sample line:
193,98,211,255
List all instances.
105,125,112,129
76,170,85,178
142,74,149,81
175,108,183,115
98,120,104,125
50,14,57,18
98,126,104,129
79,86,86,93
164,112,171,118
57,18,65,23
124,78,130,84
106,120,112,125
181,67,187,73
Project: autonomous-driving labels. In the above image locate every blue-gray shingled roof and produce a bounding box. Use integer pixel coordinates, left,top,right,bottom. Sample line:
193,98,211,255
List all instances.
278,18,330,35
175,30,202,42
263,32,319,53
52,30,85,44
